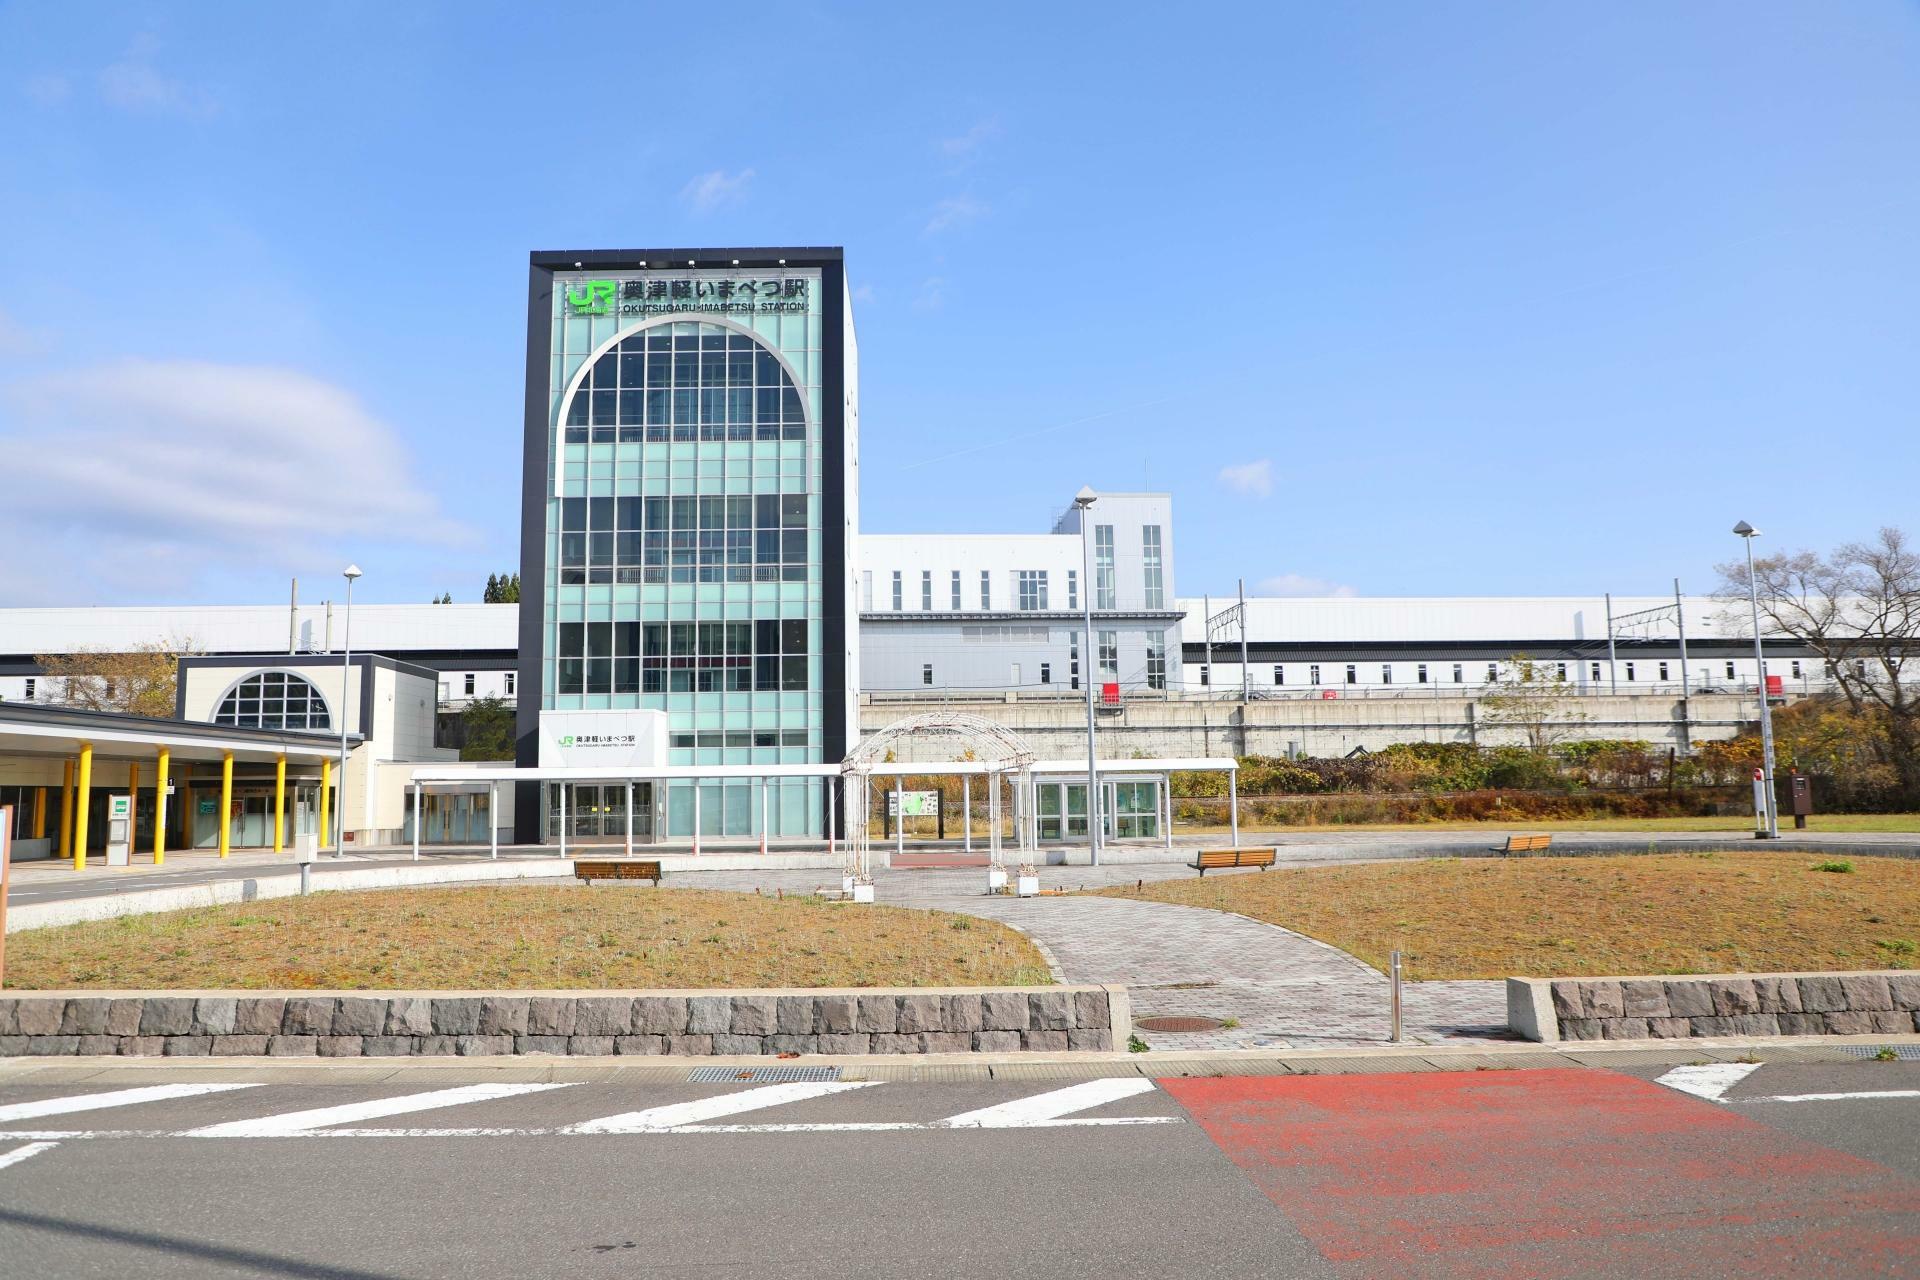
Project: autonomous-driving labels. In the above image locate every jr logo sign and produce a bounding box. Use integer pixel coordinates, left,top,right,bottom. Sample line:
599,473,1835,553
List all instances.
564,280,616,315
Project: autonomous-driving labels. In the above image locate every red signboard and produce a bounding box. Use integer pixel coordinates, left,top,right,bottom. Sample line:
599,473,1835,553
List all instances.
1321,689,1338,700
1101,682,1120,705
1765,675,1783,696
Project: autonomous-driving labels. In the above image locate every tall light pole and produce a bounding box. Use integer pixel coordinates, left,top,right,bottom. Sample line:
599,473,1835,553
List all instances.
336,564,362,857
1732,523,1778,838
1074,487,1102,866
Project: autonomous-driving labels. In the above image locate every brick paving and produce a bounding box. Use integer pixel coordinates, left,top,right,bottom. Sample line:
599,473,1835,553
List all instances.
670,862,1510,1051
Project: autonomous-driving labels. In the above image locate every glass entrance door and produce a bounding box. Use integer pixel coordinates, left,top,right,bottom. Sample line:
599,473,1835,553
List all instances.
1036,784,1063,841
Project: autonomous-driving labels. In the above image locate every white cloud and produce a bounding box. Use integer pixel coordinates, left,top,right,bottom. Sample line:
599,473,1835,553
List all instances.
851,283,876,304
914,276,946,311
1217,458,1273,498
1258,573,1358,599
22,73,70,106
97,38,215,117
939,117,1000,163
925,194,988,234
680,168,754,213
0,359,470,599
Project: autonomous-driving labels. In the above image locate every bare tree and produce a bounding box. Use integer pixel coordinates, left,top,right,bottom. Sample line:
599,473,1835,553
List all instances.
1477,653,1592,751
1716,526,1920,806
31,641,197,720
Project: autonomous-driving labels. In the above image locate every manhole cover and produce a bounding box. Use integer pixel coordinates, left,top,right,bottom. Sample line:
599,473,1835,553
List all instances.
1135,1016,1226,1033
687,1065,842,1083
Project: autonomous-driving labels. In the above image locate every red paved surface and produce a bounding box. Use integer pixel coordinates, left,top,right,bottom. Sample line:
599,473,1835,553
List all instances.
1161,1068,1920,1279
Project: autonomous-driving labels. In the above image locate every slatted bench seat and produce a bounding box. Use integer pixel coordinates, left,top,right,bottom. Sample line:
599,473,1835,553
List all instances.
1193,847,1278,876
1495,834,1553,854
574,859,664,884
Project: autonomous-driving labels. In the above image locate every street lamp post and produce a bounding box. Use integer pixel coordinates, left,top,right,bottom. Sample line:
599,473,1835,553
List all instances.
1074,486,1102,866
1732,523,1779,839
336,564,362,857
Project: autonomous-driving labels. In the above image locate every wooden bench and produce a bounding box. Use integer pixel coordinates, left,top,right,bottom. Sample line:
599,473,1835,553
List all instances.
1194,847,1278,876
574,859,663,885
1495,834,1553,855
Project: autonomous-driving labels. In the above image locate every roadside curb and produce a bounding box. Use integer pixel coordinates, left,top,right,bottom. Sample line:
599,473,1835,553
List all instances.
7,1032,1915,1083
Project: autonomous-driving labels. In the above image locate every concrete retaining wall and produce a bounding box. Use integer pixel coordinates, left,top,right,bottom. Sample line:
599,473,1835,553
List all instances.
1508,971,1920,1042
0,985,1129,1057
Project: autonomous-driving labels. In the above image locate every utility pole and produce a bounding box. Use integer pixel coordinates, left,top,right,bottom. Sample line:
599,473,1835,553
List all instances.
288,579,299,655
1674,577,1692,754
1238,578,1249,705
1605,592,1618,694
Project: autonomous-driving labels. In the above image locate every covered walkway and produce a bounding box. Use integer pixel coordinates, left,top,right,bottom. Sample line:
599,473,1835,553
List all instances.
0,702,354,869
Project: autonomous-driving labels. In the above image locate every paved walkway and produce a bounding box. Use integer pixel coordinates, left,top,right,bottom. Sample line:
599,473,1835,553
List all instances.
664,862,1509,1051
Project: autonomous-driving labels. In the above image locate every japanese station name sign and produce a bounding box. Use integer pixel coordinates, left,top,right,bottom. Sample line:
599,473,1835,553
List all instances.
563,276,810,318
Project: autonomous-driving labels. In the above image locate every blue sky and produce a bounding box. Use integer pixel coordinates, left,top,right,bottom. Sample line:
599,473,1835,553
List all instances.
2,3,1916,607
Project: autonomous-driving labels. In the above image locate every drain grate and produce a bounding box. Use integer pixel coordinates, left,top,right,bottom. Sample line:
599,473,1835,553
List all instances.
1837,1045,1920,1061
1135,1016,1227,1033
687,1065,843,1083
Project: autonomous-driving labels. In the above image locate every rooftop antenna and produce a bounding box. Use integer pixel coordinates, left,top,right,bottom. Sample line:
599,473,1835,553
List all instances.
288,578,298,655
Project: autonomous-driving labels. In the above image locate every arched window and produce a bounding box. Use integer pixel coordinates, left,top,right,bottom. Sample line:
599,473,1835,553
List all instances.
560,320,808,446
213,671,332,731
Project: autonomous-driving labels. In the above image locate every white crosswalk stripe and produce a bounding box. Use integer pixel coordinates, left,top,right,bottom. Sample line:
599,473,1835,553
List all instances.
184,1083,573,1137
1653,1063,1760,1102
0,1082,262,1124
567,1081,878,1133
0,1140,59,1171
942,1078,1160,1128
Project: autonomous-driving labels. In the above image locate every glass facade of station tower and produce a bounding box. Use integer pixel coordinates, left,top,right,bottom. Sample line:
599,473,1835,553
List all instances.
514,250,856,844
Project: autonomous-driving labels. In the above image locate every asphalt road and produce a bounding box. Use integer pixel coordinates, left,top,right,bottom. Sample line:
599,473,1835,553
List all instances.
1,1059,1915,1278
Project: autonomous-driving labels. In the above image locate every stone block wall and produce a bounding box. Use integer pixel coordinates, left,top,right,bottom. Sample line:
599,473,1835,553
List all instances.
1507,971,1920,1041
0,985,1128,1057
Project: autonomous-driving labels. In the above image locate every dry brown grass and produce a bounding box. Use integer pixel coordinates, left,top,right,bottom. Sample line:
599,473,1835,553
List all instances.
4,886,1054,990
1100,853,1920,980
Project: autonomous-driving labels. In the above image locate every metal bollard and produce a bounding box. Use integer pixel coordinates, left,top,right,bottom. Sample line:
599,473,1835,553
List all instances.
1389,950,1403,1043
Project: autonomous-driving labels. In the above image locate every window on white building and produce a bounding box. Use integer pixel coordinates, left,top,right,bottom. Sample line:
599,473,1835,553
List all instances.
891,571,902,611
1556,662,1567,681
1453,663,1463,683
1658,661,1669,681
1199,665,1209,686
463,673,476,696
1067,569,1078,610
1726,660,1736,680
1486,663,1498,683
1381,664,1393,684
1094,525,1116,609
1590,662,1602,682
1791,660,1802,679
921,570,933,611
1040,663,1051,684
1146,635,1167,690
1417,663,1428,684
922,663,934,686
22,677,34,700
980,570,991,610
1309,664,1321,686
1273,665,1284,686
1142,526,1165,609
1624,661,1636,682
1098,630,1118,681
951,570,961,610
505,672,516,696
1345,664,1357,684
1016,570,1049,611
214,671,332,731
1070,635,1081,689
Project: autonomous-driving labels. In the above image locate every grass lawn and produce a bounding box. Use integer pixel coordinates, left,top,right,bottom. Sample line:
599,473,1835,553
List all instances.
1099,853,1920,980
1174,813,1920,834
3,886,1054,990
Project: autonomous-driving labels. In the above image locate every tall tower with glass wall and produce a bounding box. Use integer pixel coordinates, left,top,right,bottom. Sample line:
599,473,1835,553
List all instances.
514,248,858,844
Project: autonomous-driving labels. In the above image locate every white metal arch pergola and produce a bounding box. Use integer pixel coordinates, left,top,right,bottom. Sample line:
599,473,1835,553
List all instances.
840,711,1039,889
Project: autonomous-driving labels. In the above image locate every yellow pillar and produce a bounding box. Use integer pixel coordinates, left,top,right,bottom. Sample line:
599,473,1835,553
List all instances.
154,748,170,865
319,757,332,846
33,786,47,840
218,752,233,859
73,743,93,871
58,759,74,862
273,754,286,853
